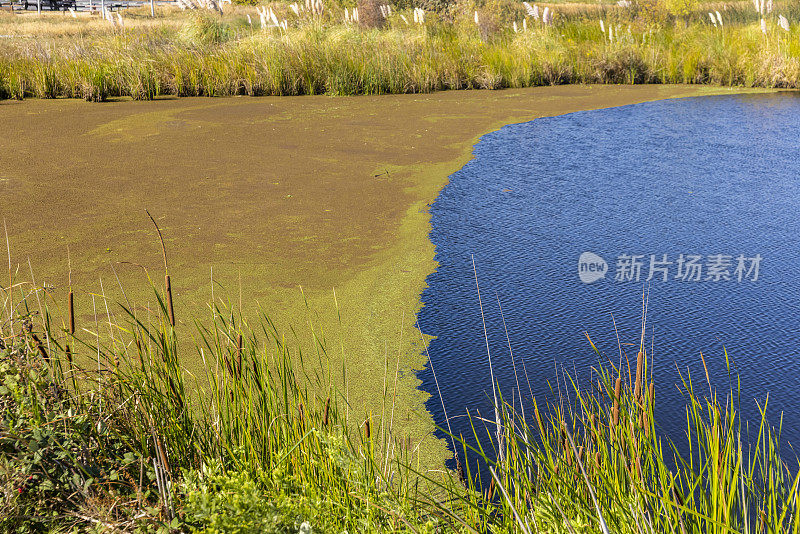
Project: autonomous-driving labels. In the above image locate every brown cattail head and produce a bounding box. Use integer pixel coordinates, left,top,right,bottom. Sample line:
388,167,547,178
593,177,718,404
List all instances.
533,398,545,439
236,333,243,378
612,376,622,428
634,350,644,401
323,397,330,427
68,290,75,335
456,457,467,485
487,477,495,500
364,417,371,440
672,485,684,507
165,274,175,327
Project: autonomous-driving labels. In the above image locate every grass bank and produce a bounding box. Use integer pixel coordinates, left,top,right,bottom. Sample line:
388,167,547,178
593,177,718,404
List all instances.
1,0,800,100
1,85,768,472
1,276,798,532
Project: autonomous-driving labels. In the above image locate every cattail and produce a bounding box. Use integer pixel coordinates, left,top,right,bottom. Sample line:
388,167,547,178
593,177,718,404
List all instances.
364,417,371,439
298,402,305,429
634,351,644,401
612,376,621,427
323,397,330,427
236,333,243,378
533,399,545,438
643,381,654,436
165,274,175,327
456,456,467,484
68,290,75,336
487,477,495,500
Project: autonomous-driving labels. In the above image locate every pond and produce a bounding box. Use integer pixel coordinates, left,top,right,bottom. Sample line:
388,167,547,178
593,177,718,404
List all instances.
417,93,800,467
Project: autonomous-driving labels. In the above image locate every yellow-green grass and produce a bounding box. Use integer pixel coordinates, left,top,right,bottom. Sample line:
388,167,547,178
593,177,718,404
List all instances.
0,85,773,471
2,0,800,101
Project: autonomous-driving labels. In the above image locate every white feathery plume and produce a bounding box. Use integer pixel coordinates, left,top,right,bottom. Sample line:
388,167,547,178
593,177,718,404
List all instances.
708,12,717,26
68,6,76,16
522,1,535,17
257,6,267,29
752,0,758,12
282,19,288,30
512,20,518,32
387,5,391,15
247,13,252,26
400,13,408,24
767,0,773,13
761,17,767,34
117,12,123,25
270,8,279,26
542,6,551,25
353,7,358,22
290,2,299,15
522,17,526,31
600,19,604,33
474,10,479,25
532,4,539,20
344,7,349,22
716,11,723,26
759,0,765,15
778,14,789,31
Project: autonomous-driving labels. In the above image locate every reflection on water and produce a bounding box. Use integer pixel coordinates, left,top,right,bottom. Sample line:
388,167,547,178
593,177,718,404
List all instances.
418,93,800,464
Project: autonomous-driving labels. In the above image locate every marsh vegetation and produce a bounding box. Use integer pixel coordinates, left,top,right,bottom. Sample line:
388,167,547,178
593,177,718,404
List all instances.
1,0,800,101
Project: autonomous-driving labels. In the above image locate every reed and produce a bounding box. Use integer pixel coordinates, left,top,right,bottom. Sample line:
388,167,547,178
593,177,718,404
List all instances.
1,247,799,531
2,0,800,101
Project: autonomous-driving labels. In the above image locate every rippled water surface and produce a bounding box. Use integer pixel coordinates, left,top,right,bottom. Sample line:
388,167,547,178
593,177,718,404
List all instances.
417,93,800,460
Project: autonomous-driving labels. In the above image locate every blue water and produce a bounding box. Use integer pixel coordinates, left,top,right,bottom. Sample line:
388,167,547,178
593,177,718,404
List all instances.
417,93,800,466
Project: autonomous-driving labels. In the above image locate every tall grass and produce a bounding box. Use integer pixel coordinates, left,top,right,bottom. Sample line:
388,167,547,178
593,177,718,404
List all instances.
2,254,799,531
1,0,800,101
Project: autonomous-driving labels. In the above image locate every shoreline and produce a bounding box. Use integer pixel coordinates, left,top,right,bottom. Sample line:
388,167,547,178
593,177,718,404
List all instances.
0,84,775,470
